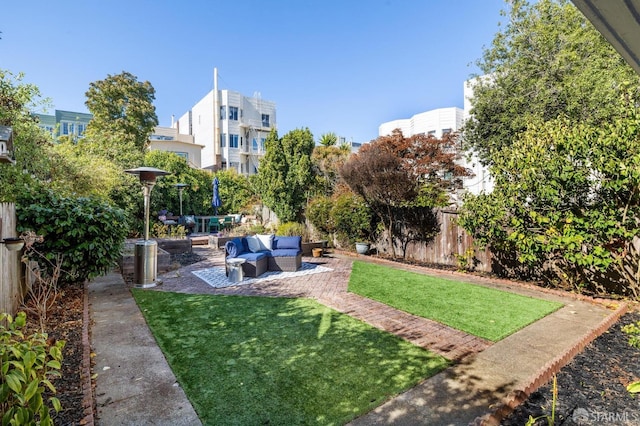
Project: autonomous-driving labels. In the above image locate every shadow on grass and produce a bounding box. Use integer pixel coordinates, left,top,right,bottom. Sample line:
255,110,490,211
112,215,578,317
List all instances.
133,290,450,425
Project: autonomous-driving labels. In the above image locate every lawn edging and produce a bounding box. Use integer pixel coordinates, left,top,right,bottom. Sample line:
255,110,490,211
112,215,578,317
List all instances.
470,301,629,426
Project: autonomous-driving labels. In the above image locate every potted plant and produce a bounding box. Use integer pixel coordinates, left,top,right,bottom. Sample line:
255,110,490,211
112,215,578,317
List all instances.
355,242,370,255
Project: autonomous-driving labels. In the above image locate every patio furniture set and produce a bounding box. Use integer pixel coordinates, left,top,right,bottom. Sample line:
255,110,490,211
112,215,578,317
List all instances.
224,234,302,278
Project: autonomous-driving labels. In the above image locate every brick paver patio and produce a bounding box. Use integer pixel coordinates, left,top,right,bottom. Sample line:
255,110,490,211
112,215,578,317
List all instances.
154,245,492,361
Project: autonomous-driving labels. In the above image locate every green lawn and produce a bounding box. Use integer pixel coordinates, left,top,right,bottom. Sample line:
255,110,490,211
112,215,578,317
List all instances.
133,290,449,425
348,261,563,341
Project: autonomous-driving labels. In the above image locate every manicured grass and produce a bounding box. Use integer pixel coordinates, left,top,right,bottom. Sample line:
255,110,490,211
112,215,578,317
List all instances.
133,290,449,425
348,261,563,341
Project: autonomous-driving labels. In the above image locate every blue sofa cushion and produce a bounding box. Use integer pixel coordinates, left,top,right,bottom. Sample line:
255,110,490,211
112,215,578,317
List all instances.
236,251,268,262
225,238,247,257
273,236,301,250
269,249,301,258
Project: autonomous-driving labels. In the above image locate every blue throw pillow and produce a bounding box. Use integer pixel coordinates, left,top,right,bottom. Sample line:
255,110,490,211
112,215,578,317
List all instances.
274,236,301,250
225,240,239,257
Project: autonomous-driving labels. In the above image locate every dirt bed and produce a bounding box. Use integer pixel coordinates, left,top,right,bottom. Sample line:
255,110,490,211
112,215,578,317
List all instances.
502,311,640,425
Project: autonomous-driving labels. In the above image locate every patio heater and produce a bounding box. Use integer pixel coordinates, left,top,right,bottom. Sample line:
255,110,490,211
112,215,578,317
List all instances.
125,167,170,288
174,183,188,216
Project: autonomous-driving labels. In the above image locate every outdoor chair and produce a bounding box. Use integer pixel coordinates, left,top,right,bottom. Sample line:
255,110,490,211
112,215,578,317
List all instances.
208,217,220,233
222,216,234,230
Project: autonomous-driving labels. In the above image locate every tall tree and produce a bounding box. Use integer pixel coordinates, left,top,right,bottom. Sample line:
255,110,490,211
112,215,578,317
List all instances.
83,71,158,168
254,128,315,223
341,129,472,258
464,0,640,166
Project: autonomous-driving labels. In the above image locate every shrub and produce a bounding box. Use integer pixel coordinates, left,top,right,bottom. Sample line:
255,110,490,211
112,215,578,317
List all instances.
306,196,335,235
0,312,64,425
276,222,309,242
331,192,371,244
17,188,129,285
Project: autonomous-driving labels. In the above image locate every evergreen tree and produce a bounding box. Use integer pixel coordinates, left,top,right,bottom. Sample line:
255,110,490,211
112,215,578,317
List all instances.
255,128,315,223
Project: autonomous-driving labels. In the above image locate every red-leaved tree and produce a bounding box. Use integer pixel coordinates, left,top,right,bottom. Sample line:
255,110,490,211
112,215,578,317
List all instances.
340,129,472,258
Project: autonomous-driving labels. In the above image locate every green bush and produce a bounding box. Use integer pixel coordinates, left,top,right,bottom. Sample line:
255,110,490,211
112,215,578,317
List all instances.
306,196,335,235
0,312,64,426
307,193,373,247
276,222,309,241
331,192,371,244
17,188,129,285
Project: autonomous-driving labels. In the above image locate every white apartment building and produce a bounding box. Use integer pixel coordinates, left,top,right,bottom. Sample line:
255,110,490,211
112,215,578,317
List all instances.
378,107,464,139
378,105,492,198
177,77,276,175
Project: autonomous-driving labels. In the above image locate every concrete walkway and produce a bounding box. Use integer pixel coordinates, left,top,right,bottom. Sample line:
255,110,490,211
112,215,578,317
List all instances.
90,274,201,425
89,247,625,425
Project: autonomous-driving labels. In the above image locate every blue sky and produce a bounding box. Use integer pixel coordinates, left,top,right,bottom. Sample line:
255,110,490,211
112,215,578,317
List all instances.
1,0,506,144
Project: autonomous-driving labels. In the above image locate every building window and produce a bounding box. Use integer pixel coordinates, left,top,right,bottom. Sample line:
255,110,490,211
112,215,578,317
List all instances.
261,114,270,127
229,134,239,148
229,106,238,121
220,106,226,120
174,152,188,160
427,130,436,136
78,123,86,136
442,128,452,135
252,138,258,150
220,133,227,147
61,122,69,135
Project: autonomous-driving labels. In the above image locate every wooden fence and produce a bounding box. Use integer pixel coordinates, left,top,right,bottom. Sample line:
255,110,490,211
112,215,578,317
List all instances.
0,203,24,315
374,209,493,272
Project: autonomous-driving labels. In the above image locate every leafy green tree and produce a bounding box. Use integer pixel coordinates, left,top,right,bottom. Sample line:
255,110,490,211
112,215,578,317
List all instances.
142,151,255,226
143,150,210,218
48,139,122,200
459,99,640,299
254,128,315,223
213,169,255,215
83,71,158,168
0,70,53,201
341,130,471,258
464,0,640,166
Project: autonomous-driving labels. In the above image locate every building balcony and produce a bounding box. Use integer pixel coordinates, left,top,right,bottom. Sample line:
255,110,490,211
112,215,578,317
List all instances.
238,118,272,130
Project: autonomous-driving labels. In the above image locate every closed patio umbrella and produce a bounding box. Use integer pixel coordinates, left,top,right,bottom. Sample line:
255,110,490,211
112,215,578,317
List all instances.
212,176,222,215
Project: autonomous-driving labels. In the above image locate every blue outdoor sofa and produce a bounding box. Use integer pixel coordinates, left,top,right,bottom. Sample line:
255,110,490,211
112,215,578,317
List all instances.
224,234,302,277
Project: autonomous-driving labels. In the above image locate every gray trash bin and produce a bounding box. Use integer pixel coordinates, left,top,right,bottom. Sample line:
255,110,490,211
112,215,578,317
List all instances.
227,258,245,283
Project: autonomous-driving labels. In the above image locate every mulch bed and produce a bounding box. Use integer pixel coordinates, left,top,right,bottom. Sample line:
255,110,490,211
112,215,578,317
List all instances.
501,310,640,425
21,285,86,426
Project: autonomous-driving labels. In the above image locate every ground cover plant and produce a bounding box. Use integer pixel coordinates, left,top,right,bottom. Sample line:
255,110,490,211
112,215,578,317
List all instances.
348,261,563,341
133,290,449,425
